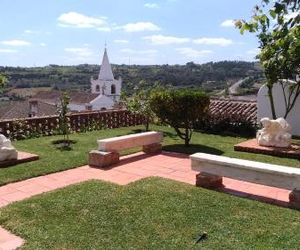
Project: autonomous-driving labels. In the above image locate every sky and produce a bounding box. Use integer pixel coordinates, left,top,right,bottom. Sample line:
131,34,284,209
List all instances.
0,0,261,66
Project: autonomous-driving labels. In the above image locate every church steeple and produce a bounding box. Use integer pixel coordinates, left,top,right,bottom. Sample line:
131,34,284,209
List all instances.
98,48,114,81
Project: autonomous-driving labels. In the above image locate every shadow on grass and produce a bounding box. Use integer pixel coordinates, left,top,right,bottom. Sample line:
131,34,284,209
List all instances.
163,144,224,155
51,139,77,151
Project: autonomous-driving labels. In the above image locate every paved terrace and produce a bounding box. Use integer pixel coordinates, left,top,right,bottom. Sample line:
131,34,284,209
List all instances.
0,151,292,250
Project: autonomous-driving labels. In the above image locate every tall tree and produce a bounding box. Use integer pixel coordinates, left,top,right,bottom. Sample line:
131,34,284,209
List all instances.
57,92,71,143
0,74,7,88
236,0,300,119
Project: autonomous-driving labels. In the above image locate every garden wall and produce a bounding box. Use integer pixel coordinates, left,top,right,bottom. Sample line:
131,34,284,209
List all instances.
0,110,146,140
257,82,300,136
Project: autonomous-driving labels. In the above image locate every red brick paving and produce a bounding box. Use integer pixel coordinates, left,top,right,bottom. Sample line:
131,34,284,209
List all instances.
0,151,295,249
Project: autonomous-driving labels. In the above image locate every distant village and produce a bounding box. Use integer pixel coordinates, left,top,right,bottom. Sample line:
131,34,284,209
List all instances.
0,48,122,120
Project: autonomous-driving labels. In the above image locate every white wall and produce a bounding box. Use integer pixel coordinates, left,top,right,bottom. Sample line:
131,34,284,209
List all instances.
90,95,114,110
68,103,86,112
257,82,300,136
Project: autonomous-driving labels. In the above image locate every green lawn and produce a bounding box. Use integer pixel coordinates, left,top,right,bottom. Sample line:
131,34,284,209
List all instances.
0,178,300,249
0,125,297,186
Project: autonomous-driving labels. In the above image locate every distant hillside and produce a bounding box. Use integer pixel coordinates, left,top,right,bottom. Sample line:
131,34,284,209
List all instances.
0,61,264,95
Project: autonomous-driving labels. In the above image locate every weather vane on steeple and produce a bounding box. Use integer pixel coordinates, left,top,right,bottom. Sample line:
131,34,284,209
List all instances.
104,40,107,49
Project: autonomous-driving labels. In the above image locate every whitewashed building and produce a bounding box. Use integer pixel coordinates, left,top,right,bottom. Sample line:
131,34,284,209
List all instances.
32,48,122,112
257,80,300,136
90,48,122,103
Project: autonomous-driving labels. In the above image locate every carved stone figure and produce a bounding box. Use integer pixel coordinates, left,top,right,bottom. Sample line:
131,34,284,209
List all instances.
0,134,18,161
256,117,291,148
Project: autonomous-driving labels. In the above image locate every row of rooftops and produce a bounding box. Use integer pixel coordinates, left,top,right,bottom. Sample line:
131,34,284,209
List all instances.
0,96,258,122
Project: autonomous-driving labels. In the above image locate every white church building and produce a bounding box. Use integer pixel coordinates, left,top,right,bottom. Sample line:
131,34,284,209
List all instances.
91,48,122,102
86,48,122,110
32,48,122,112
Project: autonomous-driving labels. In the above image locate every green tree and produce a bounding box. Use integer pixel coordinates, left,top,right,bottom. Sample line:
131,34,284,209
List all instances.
236,0,300,119
125,87,155,131
0,74,7,88
150,88,209,146
57,92,71,144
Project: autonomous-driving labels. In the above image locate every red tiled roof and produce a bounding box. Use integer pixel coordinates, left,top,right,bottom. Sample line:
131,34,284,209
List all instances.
209,98,257,122
32,90,99,105
0,101,57,120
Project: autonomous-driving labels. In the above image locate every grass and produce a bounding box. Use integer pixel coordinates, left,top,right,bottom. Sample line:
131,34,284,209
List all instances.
1,178,300,249
0,125,297,187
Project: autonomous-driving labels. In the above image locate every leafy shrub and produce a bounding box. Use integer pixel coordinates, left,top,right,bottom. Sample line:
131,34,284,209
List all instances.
195,112,257,137
125,89,154,131
150,88,209,146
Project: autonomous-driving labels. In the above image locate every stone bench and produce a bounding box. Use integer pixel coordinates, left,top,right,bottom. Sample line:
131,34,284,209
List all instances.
89,131,163,168
190,153,300,208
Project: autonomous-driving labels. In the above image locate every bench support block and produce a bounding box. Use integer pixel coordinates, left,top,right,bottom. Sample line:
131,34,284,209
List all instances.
196,172,223,189
142,143,162,154
289,189,300,209
88,150,119,168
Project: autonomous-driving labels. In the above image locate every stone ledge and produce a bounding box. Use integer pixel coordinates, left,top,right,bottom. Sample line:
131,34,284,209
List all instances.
234,139,300,159
88,150,119,168
196,173,223,189
0,151,39,168
289,189,300,209
98,131,163,152
142,143,162,154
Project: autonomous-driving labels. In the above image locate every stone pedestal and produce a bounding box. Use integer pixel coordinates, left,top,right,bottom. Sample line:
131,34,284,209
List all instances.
88,150,119,168
196,172,223,189
289,189,300,209
142,143,162,154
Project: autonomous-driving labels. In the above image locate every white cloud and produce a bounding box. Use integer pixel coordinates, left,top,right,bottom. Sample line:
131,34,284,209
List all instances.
24,29,37,34
121,48,158,55
114,39,129,44
221,19,235,28
0,48,18,53
65,47,93,57
1,40,31,46
246,48,260,55
120,22,160,32
58,12,108,30
40,43,47,47
97,27,111,32
143,35,190,45
193,37,233,46
144,3,159,8
176,47,213,58
285,12,298,20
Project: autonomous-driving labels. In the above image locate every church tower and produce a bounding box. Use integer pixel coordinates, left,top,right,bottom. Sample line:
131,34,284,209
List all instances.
91,48,122,102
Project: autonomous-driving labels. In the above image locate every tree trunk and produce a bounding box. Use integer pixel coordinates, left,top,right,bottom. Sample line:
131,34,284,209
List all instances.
184,127,190,147
267,85,277,119
145,118,149,131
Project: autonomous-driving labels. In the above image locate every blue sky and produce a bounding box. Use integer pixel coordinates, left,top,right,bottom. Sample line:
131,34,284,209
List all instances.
0,0,261,66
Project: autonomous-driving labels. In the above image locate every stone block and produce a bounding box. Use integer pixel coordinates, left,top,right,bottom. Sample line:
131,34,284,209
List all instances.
98,131,163,152
289,189,300,209
196,172,223,189
88,150,119,168
142,143,162,154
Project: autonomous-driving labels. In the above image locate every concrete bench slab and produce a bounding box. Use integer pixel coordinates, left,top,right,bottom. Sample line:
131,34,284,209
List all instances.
190,153,300,209
89,131,163,168
98,131,163,152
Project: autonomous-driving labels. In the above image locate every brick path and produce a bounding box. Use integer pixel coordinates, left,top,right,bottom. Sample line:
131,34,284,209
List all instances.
0,151,292,249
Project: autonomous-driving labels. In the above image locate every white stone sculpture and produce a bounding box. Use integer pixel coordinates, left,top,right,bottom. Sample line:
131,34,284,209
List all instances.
0,134,18,161
256,117,292,148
